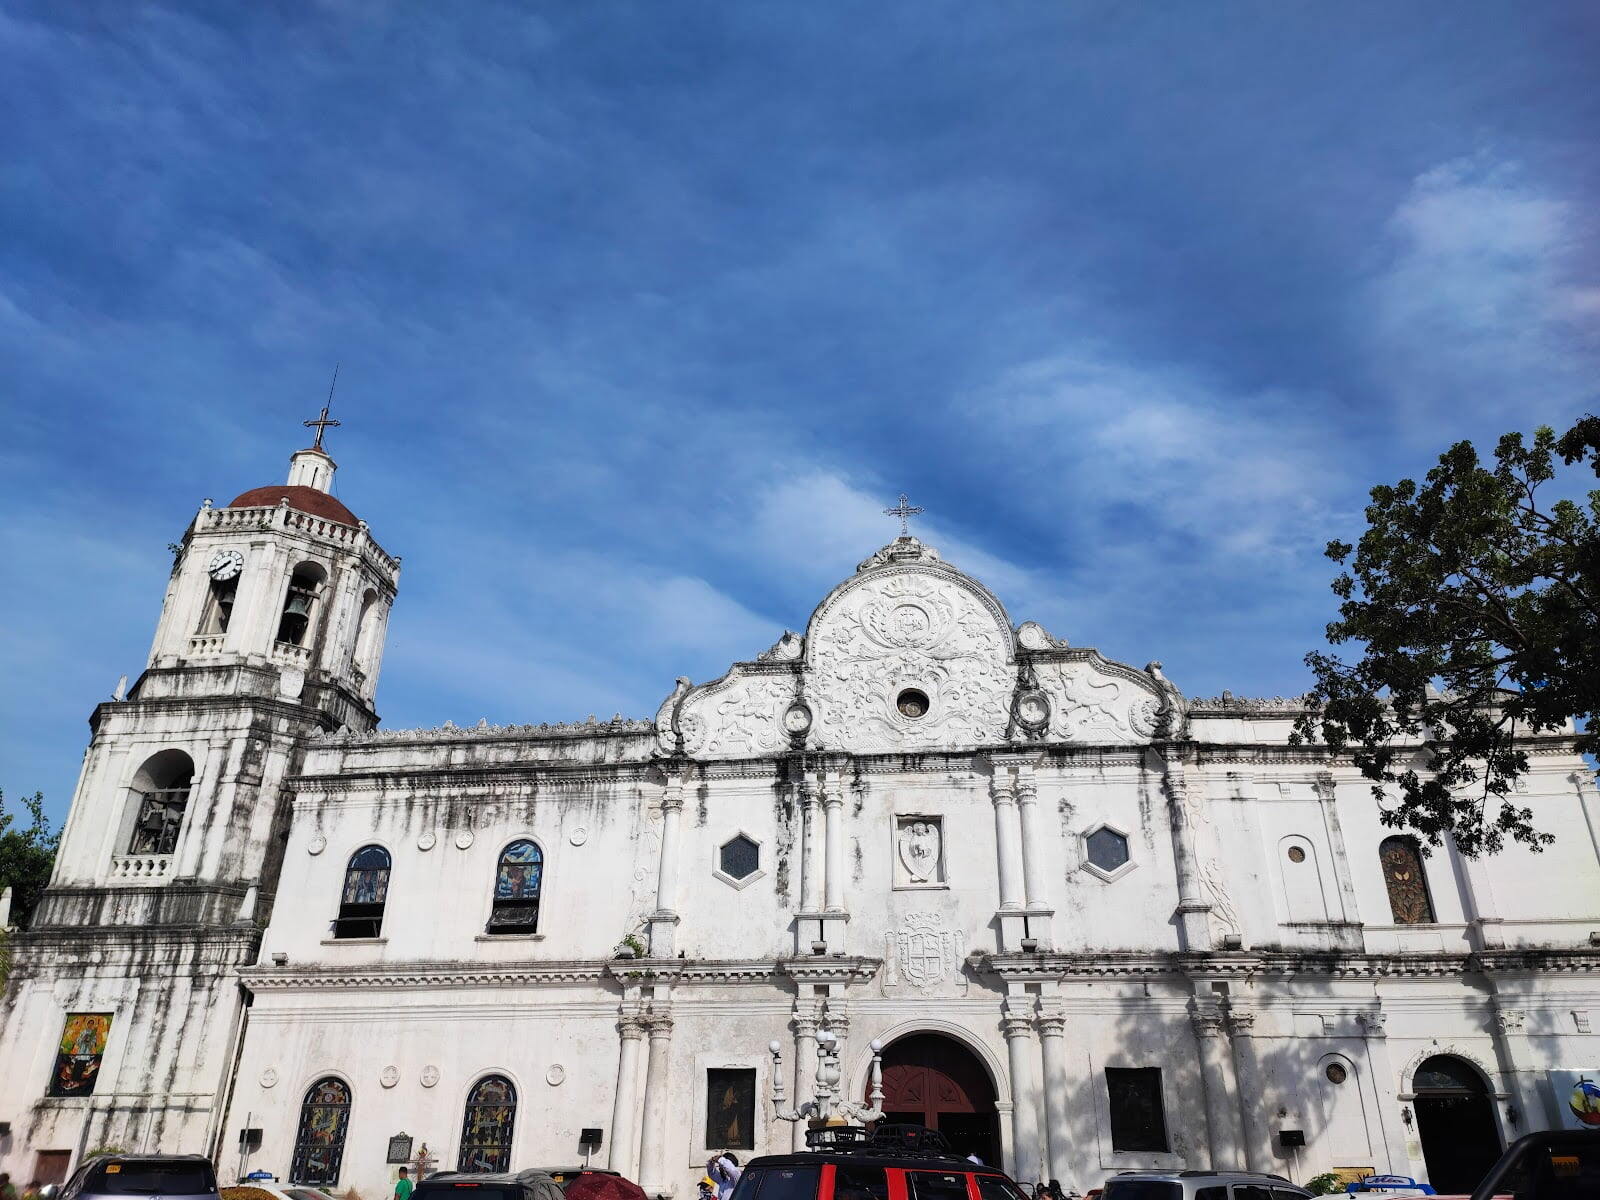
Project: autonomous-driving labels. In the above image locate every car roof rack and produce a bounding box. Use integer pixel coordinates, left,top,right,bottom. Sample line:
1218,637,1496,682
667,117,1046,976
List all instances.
804,1124,960,1159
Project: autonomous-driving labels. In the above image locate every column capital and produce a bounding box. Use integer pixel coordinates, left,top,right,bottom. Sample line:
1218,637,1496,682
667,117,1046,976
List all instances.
1035,1005,1067,1037
644,1010,674,1037
1224,1006,1257,1037
1493,1006,1526,1035
1357,1008,1387,1039
661,792,685,813
1189,1002,1227,1038
792,1011,822,1037
1014,779,1038,803
1001,1014,1035,1040
990,777,1018,805
619,1012,647,1040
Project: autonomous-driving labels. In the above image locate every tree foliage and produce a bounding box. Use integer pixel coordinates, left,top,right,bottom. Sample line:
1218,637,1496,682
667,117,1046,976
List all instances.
0,788,60,926
1293,419,1600,856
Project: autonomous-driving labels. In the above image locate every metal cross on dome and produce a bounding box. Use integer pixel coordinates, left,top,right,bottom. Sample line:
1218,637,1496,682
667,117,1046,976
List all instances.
883,493,924,537
304,365,342,450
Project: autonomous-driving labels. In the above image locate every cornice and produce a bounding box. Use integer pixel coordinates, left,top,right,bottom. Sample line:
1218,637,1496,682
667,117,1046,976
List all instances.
243,959,614,990
976,948,1600,982
317,716,655,748
778,956,883,985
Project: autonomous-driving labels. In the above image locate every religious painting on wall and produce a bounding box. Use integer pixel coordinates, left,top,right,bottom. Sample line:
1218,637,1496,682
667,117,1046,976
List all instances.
458,1075,517,1172
48,1012,113,1097
706,1068,756,1151
1105,1067,1170,1153
488,841,543,932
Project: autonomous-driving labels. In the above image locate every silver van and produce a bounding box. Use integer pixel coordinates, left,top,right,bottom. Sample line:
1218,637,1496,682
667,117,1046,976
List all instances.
57,1155,221,1200
1101,1172,1312,1200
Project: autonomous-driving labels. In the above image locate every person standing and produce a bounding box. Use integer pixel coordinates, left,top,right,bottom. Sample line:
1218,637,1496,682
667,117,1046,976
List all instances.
394,1167,414,1200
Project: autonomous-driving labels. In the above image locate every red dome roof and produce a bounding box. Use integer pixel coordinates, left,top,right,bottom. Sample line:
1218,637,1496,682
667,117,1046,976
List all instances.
227,485,358,525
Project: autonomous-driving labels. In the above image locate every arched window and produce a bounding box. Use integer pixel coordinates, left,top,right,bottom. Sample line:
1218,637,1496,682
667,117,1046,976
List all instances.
198,575,238,635
1380,836,1436,924
127,750,194,856
333,845,390,939
277,562,327,647
291,1076,351,1186
352,589,380,684
486,840,543,934
458,1075,517,1172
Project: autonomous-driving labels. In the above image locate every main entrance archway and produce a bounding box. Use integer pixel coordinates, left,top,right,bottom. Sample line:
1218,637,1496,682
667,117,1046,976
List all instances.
1413,1055,1502,1195
875,1033,999,1167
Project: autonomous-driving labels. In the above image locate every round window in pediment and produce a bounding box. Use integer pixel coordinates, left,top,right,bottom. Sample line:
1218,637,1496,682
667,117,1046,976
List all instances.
896,688,930,719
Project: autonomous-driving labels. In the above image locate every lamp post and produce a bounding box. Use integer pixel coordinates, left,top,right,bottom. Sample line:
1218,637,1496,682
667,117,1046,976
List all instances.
770,1029,885,1130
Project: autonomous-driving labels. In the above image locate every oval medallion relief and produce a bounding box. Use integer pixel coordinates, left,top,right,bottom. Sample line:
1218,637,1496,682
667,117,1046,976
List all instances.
418,831,437,852
380,1065,400,1088
454,830,474,850
420,1065,440,1088
260,1067,279,1089
307,836,326,856
546,1064,566,1087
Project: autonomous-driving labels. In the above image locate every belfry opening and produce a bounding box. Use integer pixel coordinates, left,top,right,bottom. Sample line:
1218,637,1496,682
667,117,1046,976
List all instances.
874,1033,1000,1168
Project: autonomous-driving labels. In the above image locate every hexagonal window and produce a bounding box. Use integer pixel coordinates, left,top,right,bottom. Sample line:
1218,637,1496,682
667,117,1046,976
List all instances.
719,835,760,881
1085,826,1131,874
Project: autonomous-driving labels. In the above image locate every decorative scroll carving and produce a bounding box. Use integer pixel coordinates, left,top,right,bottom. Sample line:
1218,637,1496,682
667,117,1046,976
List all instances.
758,631,804,662
1032,660,1164,745
884,911,967,994
676,672,799,757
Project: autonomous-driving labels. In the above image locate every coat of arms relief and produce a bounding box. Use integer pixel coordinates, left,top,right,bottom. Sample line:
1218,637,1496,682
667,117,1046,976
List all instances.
884,911,968,996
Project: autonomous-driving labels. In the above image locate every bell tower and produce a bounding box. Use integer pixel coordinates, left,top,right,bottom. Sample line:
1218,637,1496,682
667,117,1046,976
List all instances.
0,408,400,1164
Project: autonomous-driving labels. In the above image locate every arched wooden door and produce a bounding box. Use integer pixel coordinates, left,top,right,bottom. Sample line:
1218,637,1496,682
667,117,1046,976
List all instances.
1413,1055,1502,1195
876,1033,999,1166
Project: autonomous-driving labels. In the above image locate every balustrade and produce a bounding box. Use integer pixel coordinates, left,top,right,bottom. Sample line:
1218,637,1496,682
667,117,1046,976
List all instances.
109,853,172,882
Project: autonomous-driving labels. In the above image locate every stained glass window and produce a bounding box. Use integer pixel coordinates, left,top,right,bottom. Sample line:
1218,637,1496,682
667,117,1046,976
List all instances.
487,840,543,934
458,1075,517,1172
47,1013,113,1097
291,1077,351,1186
1379,836,1435,924
720,836,759,881
334,845,390,939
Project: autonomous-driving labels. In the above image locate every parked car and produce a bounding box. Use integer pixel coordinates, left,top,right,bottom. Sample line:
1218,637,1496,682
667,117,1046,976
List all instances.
1100,1171,1311,1200
221,1184,336,1200
730,1124,1030,1200
415,1170,567,1200
57,1156,221,1200
542,1170,648,1200
1468,1128,1600,1199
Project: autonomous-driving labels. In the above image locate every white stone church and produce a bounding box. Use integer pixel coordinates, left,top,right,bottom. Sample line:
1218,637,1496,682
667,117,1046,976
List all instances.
4,432,1600,1198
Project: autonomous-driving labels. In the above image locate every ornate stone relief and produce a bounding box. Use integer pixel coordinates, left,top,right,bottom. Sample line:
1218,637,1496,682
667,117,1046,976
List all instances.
757,631,804,662
884,911,967,995
1035,660,1162,744
895,817,944,886
675,671,798,757
259,1067,278,1088
380,1065,399,1088
808,569,1013,753
420,1065,440,1088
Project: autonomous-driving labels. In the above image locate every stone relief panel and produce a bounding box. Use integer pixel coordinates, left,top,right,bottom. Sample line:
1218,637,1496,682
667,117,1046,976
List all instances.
675,670,799,758
806,569,1013,752
894,816,945,887
1035,659,1163,744
883,911,968,996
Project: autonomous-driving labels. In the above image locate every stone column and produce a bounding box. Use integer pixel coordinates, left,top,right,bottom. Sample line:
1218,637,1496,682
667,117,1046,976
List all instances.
638,1011,675,1196
1015,774,1049,915
991,776,1024,911
608,1013,646,1176
823,782,846,913
799,779,822,913
1492,1003,1555,1130
1036,1006,1071,1183
1189,1001,1243,1170
1002,1004,1043,1183
1226,1005,1271,1173
1357,1009,1412,1176
1160,747,1215,951
791,1008,821,1152
649,774,685,956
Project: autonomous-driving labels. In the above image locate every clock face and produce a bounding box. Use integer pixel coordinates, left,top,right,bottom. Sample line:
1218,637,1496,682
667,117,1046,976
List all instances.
208,549,244,581
782,702,813,735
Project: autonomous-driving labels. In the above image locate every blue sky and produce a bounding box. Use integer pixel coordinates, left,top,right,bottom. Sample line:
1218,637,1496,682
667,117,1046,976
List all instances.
4,2,1598,825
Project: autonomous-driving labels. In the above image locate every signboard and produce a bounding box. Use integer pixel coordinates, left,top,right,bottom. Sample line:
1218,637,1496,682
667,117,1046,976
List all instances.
1546,1069,1600,1130
387,1134,415,1165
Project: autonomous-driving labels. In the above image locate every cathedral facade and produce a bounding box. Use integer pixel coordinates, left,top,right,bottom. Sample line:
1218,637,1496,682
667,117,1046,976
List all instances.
4,440,1600,1197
